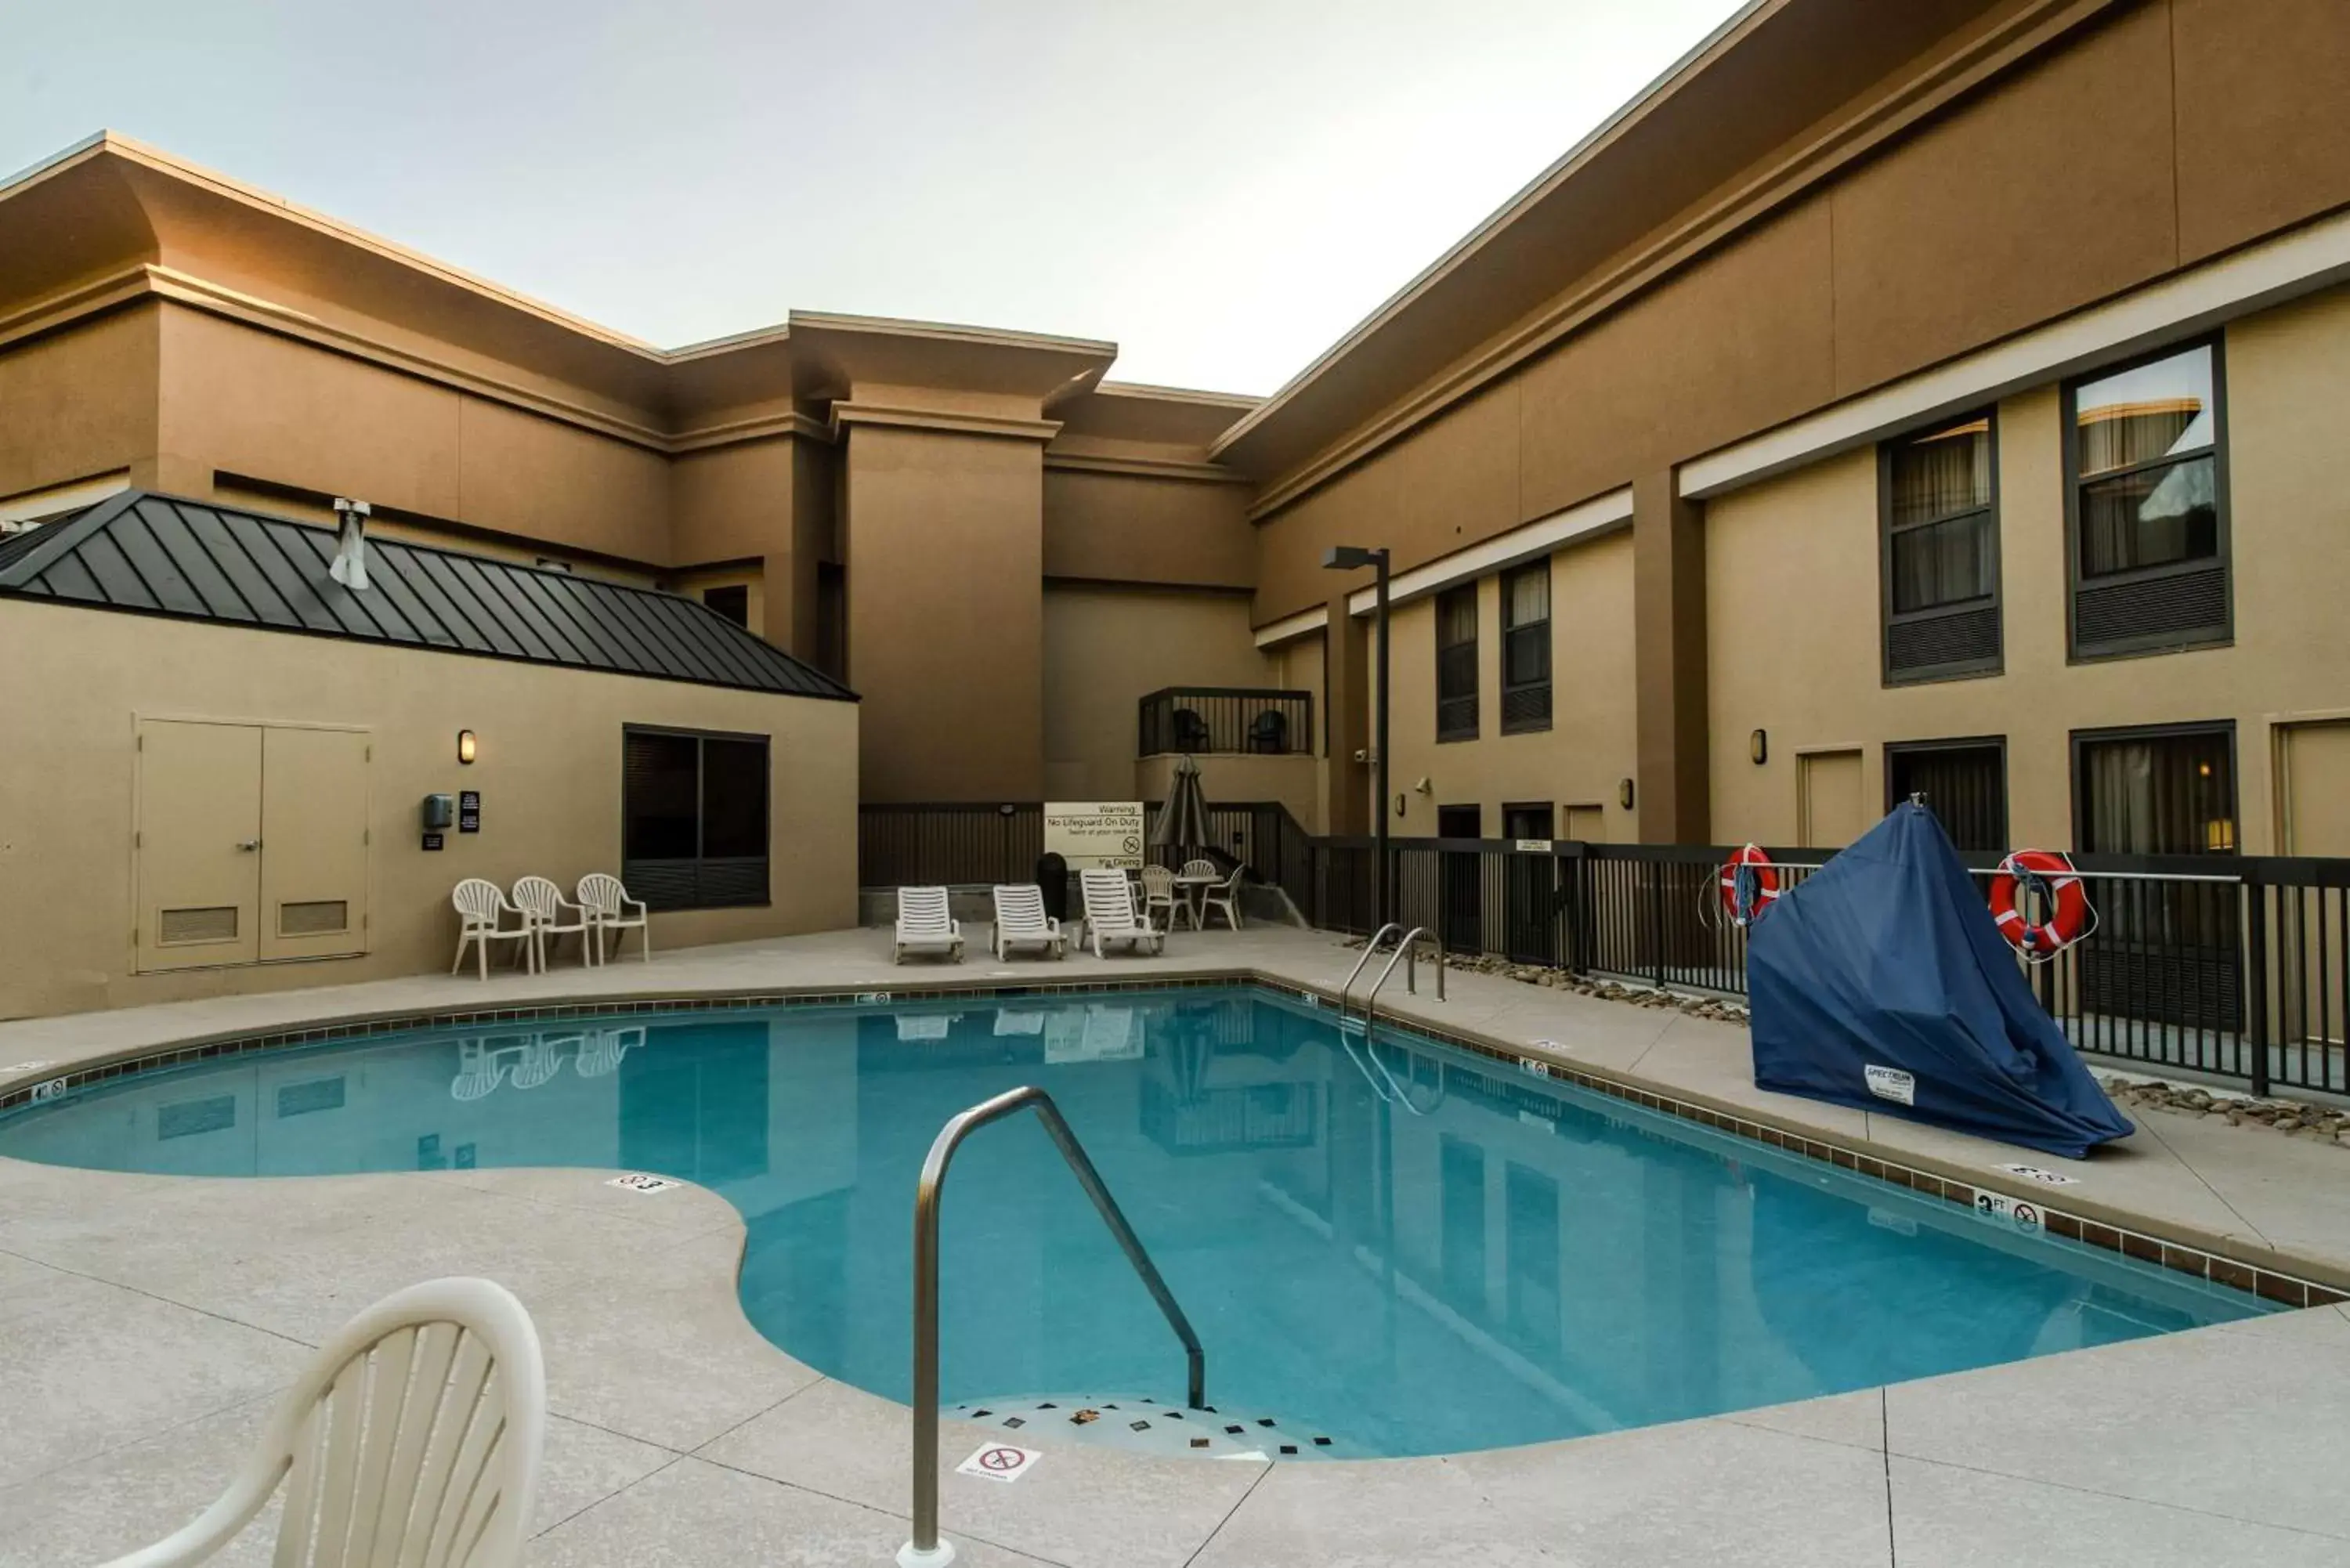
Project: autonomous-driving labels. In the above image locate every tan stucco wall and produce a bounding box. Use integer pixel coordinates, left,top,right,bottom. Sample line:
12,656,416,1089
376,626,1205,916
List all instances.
844,425,1045,803
1042,469,1254,589
1376,532,1640,841
0,601,859,1021
154,305,674,567
1039,584,1276,803
0,305,158,502
1705,284,2350,854
1134,753,1319,840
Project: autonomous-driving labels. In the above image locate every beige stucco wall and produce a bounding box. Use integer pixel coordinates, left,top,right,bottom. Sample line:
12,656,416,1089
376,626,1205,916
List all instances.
0,601,859,1021
1376,531,1640,840
1704,284,2350,854
0,305,158,503
1039,583,1277,802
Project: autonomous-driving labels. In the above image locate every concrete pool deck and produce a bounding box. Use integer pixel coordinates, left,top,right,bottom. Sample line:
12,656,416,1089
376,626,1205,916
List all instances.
3,925,2348,1566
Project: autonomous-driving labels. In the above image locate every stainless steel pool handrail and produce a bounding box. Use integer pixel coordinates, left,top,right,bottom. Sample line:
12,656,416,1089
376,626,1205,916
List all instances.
900,1086,1205,1568
1361,926,1434,1038
1337,922,1402,1021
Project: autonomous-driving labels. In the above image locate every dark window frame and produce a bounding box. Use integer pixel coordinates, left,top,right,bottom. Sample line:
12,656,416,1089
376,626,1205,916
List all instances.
622,723,772,911
1434,583,1479,743
1883,734,2008,851
2069,719,2240,856
1878,407,2003,685
2062,336,2234,663
1499,560,1553,734
700,583,750,628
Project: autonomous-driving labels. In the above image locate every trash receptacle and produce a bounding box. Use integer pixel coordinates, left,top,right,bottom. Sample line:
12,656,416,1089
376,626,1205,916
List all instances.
1036,852,1069,922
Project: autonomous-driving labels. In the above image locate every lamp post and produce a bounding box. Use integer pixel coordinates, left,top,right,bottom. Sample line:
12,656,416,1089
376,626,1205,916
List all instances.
1323,544,1391,928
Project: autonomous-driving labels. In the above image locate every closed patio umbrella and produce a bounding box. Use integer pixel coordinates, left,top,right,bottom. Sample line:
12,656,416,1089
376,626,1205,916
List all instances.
1152,754,1213,854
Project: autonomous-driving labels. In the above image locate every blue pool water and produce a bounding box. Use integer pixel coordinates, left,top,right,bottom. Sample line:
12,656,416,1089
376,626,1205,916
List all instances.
0,986,2270,1457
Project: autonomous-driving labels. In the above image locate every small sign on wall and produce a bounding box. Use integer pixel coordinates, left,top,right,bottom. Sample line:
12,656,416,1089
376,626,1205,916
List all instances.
1043,802,1145,870
459,790,482,833
421,833,446,851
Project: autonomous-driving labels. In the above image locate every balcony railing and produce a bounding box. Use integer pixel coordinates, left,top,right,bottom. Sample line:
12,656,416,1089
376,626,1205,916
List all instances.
1138,687,1313,757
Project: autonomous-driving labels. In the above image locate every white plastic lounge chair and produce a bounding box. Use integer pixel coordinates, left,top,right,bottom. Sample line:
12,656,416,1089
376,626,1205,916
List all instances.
449,1038,506,1102
894,886,964,963
576,873,651,963
96,1276,545,1568
1138,865,1184,930
991,884,1067,959
1201,863,1247,930
573,1026,643,1078
451,880,537,979
1082,869,1165,959
512,876,597,970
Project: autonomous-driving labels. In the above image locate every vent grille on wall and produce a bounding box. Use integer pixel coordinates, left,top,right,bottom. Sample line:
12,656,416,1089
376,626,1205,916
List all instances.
1436,695,1477,742
278,900,350,937
2075,566,2228,652
1501,685,1553,732
1886,605,2001,680
159,906,239,945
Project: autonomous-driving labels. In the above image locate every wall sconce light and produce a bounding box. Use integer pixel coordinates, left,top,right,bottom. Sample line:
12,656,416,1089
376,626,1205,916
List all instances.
1750,728,1769,766
1394,793,1408,818
457,729,477,765
1618,778,1636,811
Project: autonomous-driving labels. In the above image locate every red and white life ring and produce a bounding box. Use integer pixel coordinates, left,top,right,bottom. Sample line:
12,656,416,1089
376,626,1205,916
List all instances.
1718,844,1781,927
1989,849,2092,958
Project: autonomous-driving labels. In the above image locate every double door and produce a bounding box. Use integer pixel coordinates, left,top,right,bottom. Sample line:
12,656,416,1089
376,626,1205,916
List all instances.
137,720,371,972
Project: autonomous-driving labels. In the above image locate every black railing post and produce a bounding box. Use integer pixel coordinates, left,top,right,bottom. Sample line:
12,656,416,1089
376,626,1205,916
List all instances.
2245,873,2270,1096
1647,858,1666,989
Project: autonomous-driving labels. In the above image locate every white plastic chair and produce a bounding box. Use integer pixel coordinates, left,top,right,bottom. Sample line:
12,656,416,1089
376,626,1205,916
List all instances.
96,1277,545,1568
1179,858,1220,882
1201,863,1247,930
1082,869,1164,959
511,877,596,970
1137,865,1184,931
450,880,537,980
894,886,964,964
990,884,1066,959
576,874,650,964
573,1026,643,1078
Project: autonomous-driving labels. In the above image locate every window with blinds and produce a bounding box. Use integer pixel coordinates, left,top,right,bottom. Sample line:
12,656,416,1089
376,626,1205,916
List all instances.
2067,342,2231,659
1435,585,1479,742
1881,413,2001,683
623,726,771,911
1500,562,1552,733
1885,738,2007,851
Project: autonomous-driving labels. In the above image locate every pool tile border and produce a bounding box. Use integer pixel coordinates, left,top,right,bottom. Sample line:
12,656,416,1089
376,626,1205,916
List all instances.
2,966,2341,1311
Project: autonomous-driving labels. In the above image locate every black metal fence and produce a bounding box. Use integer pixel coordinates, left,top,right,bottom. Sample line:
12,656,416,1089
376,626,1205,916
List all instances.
857,804,2349,1097
1137,687,1313,757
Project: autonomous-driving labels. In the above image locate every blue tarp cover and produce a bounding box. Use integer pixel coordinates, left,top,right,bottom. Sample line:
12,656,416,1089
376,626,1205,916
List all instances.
1748,803,2134,1158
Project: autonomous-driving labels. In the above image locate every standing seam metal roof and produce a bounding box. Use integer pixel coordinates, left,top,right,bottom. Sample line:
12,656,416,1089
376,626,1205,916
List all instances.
0,491,858,700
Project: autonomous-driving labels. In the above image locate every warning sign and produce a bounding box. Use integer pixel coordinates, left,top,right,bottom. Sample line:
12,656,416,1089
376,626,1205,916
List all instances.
1044,802,1145,870
956,1443,1041,1484
606,1172,680,1194
1975,1190,2045,1232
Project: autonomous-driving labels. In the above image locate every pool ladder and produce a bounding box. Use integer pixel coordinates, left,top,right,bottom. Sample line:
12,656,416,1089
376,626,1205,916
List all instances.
1337,923,1444,1035
898,1086,1204,1568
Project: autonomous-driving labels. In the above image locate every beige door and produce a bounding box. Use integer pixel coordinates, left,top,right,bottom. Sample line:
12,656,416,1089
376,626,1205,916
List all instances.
1799,750,1867,849
2280,721,2350,855
1565,804,1606,844
260,726,371,961
136,720,263,971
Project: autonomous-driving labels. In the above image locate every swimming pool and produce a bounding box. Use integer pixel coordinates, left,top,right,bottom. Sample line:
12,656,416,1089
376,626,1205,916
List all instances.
0,985,2272,1458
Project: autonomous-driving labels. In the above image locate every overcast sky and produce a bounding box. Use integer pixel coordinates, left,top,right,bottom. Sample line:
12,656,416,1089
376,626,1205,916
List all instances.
2,0,1746,396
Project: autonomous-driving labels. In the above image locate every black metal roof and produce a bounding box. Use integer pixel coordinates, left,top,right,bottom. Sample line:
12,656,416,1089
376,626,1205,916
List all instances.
0,491,855,701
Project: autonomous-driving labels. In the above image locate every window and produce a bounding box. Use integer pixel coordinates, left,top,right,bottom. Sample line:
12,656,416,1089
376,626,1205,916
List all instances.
623,726,770,911
1881,413,1999,681
1499,562,1552,732
2073,723,2236,856
2066,343,2230,657
702,584,750,627
1435,585,1478,742
1885,738,2006,851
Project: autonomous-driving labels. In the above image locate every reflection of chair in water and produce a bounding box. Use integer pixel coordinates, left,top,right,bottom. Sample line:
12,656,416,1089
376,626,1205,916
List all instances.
450,1038,506,1101
896,1013,957,1042
573,1025,645,1078
993,1010,1046,1037
509,1034,569,1090
1082,1005,1143,1060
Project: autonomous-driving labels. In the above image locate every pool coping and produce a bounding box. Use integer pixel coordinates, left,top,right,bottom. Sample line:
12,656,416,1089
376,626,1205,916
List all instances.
5,962,2345,1310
